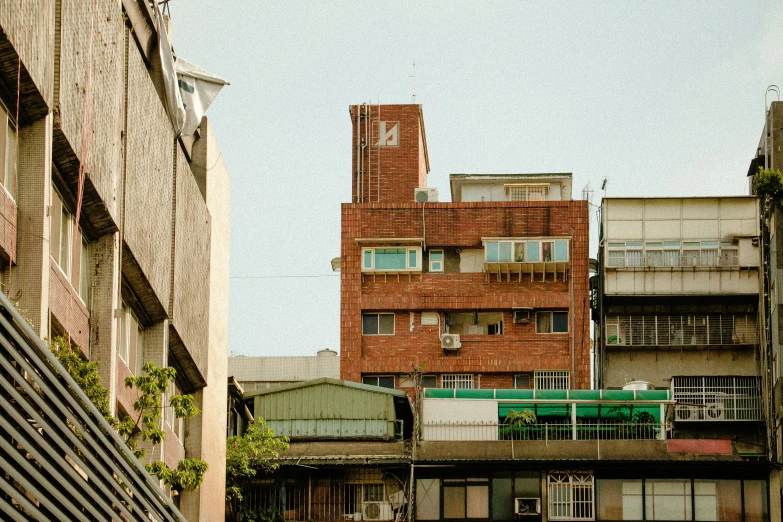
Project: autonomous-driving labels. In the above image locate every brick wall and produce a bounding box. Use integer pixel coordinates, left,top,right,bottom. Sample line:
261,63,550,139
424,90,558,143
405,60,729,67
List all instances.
49,257,89,349
349,104,427,204
340,200,591,389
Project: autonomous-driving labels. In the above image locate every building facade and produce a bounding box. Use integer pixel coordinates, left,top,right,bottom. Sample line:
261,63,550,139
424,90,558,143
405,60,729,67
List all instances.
340,103,590,391
0,2,229,520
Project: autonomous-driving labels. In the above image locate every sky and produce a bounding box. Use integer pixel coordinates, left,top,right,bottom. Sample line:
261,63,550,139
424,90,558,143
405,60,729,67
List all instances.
171,2,783,357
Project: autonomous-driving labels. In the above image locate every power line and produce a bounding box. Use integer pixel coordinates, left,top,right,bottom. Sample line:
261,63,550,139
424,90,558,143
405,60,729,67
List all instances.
230,274,339,280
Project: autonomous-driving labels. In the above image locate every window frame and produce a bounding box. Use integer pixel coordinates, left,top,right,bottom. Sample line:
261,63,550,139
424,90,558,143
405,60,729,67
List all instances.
514,373,532,389
362,312,395,336
428,249,444,272
536,311,569,334
547,472,594,521
0,102,17,202
484,238,570,263
441,374,474,389
361,246,422,272
362,375,395,389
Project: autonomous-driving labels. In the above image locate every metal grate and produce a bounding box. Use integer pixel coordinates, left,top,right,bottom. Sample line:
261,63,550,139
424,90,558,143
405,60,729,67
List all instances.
548,472,594,521
0,286,185,521
241,469,407,521
534,370,570,390
672,376,762,421
441,374,474,389
507,184,548,201
605,314,757,347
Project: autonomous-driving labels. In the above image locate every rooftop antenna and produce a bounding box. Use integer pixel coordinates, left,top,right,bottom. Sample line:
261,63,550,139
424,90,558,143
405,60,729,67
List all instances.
409,62,416,103
601,178,607,199
158,0,171,16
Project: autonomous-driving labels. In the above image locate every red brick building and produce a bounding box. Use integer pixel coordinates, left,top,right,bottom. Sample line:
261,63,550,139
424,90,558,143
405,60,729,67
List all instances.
340,104,590,390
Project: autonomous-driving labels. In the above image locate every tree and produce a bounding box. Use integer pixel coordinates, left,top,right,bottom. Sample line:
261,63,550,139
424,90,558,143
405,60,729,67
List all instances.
50,336,208,492
226,418,290,522
754,167,783,200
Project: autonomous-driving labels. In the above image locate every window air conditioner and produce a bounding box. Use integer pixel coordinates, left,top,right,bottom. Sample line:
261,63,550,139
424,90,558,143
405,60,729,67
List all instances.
704,402,725,421
441,334,461,350
514,498,541,516
414,188,439,203
674,405,699,422
362,502,393,521
513,309,532,324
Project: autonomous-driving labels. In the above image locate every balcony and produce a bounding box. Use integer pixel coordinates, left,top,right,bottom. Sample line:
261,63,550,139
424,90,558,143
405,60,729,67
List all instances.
605,314,757,348
672,376,762,422
423,420,667,441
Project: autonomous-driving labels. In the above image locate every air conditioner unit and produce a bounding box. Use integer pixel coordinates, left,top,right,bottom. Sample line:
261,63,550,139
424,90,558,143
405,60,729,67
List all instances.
414,188,438,203
441,334,461,350
514,498,541,516
362,502,393,521
704,402,725,421
513,309,531,324
674,405,699,422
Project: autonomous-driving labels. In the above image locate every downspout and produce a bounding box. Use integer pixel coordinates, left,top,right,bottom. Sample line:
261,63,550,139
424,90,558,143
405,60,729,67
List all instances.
570,231,575,385
355,106,360,203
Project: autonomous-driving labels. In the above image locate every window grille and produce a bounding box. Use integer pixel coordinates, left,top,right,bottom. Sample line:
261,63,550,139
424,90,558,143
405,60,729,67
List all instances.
605,241,739,268
605,314,757,347
548,472,594,521
672,376,762,421
441,374,474,389
506,184,548,201
534,370,570,390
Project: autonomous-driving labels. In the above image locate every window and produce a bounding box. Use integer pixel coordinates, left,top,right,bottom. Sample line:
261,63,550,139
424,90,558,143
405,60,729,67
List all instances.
165,381,184,441
548,472,594,521
362,246,421,272
484,238,569,263
534,370,570,390
606,240,738,268
447,312,503,335
514,374,532,389
118,302,142,373
645,480,691,520
416,479,441,521
0,102,17,200
362,313,394,335
398,374,436,388
362,375,394,388
443,478,489,519
536,311,568,333
506,183,549,201
429,250,444,272
441,374,474,389
51,181,91,304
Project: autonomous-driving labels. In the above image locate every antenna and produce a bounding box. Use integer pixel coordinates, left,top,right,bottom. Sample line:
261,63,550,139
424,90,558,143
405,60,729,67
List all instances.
409,62,416,103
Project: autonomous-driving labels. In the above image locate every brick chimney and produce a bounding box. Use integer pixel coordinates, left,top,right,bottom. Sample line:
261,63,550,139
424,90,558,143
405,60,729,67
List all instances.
349,104,429,204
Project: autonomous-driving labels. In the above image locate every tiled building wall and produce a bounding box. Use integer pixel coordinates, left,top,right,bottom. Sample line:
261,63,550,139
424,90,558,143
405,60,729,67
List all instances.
171,143,211,378
56,0,123,221
350,104,427,204
48,257,89,349
341,200,591,389
124,31,173,312
0,0,54,110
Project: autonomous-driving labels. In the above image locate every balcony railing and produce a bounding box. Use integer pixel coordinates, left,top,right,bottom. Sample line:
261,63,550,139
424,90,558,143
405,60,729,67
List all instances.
422,421,668,441
672,376,763,421
606,253,739,268
605,314,757,347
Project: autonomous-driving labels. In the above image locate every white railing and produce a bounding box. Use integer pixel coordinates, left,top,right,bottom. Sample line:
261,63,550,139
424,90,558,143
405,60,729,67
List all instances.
605,314,757,347
422,421,668,441
672,376,762,421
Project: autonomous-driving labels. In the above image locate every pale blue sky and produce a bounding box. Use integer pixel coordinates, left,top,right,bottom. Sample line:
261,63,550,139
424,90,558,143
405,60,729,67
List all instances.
172,2,783,356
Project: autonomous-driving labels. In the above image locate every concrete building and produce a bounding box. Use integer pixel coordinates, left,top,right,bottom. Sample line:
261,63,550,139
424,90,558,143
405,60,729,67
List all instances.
0,2,229,520
750,99,783,520
229,348,340,391
340,103,590,391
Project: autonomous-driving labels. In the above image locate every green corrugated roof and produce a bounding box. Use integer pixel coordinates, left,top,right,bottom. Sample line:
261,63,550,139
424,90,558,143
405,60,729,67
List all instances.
243,378,409,399
423,388,671,401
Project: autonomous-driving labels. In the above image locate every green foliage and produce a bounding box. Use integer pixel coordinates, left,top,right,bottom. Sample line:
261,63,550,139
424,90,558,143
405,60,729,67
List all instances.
49,336,117,429
124,361,206,491
226,418,290,522
754,167,783,199
504,408,537,427
50,337,207,492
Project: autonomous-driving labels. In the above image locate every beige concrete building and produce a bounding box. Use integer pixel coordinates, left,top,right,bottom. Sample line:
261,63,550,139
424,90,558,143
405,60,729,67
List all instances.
0,1,229,520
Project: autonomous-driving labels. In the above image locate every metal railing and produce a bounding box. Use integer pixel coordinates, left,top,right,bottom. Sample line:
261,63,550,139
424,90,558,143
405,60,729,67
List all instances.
422,421,667,441
606,253,740,268
605,314,757,347
0,290,186,521
672,376,763,421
